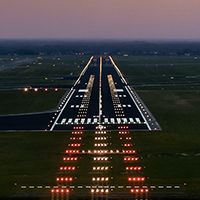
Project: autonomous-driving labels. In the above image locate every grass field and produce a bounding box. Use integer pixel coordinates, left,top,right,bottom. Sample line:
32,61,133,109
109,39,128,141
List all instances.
0,55,200,198
114,56,200,85
0,55,89,87
0,89,66,115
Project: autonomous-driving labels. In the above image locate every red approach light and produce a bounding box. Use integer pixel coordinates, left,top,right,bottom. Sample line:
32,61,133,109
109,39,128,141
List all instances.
56,177,73,182
118,126,129,129
52,189,70,193
44,88,48,91
119,131,129,134
124,157,139,161
128,177,145,182
72,131,83,135
60,166,76,171
34,88,38,92
65,150,80,154
73,126,84,130
66,189,70,193
63,157,78,161
68,143,81,147
55,88,58,91
126,166,142,171
130,189,149,193
122,144,133,147
122,150,136,154
70,137,82,140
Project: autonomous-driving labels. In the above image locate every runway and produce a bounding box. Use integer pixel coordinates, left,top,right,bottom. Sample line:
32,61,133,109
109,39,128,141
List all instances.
48,56,160,131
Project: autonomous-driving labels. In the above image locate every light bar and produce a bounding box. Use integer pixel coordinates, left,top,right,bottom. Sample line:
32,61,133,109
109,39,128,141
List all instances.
70,137,82,140
93,166,109,171
72,131,83,135
60,166,76,171
68,143,81,147
122,144,133,147
126,166,142,171
118,126,129,129
94,143,108,147
73,126,84,130
91,189,109,193
56,177,73,182
93,157,109,161
124,157,139,161
94,137,107,140
128,177,145,182
119,131,129,134
51,189,70,193
122,150,136,154
92,177,109,182
65,150,80,154
130,188,148,193
63,157,78,161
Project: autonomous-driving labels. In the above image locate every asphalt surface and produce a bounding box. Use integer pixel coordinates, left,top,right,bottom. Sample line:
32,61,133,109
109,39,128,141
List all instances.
0,56,160,131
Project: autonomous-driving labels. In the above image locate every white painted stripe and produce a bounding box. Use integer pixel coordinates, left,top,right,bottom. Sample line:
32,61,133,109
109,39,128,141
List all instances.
81,118,85,124
50,89,75,131
61,118,66,124
68,118,73,123
114,89,124,92
129,118,134,123
78,89,88,92
104,118,108,123
135,118,141,124
110,118,115,123
123,118,128,123
117,118,121,123
74,118,79,124
87,118,91,123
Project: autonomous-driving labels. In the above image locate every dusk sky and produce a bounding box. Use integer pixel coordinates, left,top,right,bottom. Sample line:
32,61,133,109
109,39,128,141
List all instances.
0,0,200,39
